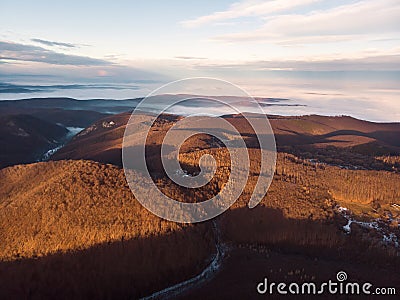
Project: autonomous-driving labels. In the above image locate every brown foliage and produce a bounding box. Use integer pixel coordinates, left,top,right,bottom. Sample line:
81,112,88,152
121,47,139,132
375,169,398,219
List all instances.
1,112,400,298
0,161,214,254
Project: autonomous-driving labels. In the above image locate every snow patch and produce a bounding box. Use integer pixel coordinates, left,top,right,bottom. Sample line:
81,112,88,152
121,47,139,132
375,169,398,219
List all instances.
336,205,399,247
343,219,352,234
102,120,116,128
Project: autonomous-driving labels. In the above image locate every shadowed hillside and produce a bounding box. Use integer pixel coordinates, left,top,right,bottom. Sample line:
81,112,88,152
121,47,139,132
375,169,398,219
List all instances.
1,153,399,298
0,115,68,168
0,160,214,260
0,160,215,298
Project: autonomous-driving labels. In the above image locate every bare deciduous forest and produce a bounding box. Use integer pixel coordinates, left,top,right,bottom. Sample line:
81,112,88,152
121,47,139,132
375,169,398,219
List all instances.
1,112,400,299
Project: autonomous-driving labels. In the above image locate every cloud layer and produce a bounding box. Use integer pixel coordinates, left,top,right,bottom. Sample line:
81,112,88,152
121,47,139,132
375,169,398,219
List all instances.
31,38,78,48
195,54,400,72
183,0,400,46
182,0,321,27
0,41,109,66
0,82,139,94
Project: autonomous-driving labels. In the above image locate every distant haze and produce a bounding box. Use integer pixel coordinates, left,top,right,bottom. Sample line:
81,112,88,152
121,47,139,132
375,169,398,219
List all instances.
1,0,399,121
1,71,399,122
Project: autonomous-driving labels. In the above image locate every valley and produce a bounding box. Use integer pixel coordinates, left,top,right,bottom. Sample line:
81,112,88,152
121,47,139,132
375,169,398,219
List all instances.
0,97,399,299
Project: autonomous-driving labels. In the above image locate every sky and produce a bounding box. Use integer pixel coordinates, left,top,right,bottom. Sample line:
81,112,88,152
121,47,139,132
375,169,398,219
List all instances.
0,0,399,121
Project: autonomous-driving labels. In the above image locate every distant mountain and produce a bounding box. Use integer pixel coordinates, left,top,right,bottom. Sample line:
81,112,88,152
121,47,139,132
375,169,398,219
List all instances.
52,112,132,166
52,112,400,171
29,109,109,128
0,114,68,168
0,98,133,168
267,114,400,148
2,97,399,170
0,95,302,115
0,97,141,114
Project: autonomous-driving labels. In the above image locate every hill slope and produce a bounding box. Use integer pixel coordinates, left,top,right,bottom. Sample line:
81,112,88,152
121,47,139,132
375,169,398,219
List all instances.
1,155,399,298
52,113,400,171
0,160,214,298
0,114,68,168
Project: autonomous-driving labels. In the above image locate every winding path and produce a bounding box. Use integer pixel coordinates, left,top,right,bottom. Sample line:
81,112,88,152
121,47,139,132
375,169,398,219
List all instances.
141,221,225,300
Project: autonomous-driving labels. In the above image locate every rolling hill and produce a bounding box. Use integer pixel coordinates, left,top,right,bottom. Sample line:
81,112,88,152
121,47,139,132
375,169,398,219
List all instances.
52,112,400,171
1,99,400,298
0,160,214,299
1,153,399,298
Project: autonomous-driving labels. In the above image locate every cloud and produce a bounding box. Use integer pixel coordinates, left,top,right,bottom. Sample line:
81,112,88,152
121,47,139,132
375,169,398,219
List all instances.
194,54,400,71
181,0,321,27
0,41,110,66
0,59,168,89
212,0,400,43
0,82,139,94
175,56,207,60
31,38,77,48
